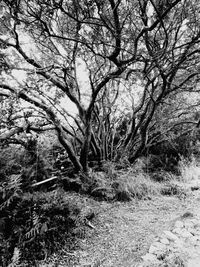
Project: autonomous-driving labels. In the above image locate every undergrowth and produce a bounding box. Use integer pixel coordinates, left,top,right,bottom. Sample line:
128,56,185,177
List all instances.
178,155,200,182
85,160,187,202
112,169,160,201
0,139,198,266
0,180,92,266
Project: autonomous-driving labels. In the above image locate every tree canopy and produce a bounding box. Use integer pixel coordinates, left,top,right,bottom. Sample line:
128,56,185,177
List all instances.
1,0,200,172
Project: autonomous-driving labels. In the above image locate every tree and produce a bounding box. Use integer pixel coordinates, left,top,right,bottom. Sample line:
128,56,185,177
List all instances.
120,0,200,162
0,0,200,173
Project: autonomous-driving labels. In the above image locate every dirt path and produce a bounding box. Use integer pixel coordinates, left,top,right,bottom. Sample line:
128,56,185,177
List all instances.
76,191,200,267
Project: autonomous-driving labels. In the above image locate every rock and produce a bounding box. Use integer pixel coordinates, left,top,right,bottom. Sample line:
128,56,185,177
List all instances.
153,241,166,248
140,215,200,267
172,239,184,249
194,240,200,247
184,221,195,229
187,257,200,267
188,236,199,245
194,221,200,229
149,242,167,257
194,228,200,235
174,220,184,228
160,238,170,245
179,229,193,238
173,228,184,235
190,219,199,225
142,253,160,263
142,253,156,261
163,230,179,241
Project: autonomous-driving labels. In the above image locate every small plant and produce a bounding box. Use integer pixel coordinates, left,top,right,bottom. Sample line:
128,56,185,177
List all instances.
151,170,175,182
0,174,22,211
102,161,118,180
160,182,187,198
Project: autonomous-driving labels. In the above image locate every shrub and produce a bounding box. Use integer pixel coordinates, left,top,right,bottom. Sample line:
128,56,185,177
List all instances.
151,170,175,182
178,155,200,182
0,182,90,266
160,182,186,198
101,161,118,180
0,145,24,181
84,161,189,202
112,169,161,201
79,170,115,200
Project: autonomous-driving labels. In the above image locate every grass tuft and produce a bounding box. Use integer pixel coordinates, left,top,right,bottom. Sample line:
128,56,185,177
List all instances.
112,169,161,201
178,155,200,182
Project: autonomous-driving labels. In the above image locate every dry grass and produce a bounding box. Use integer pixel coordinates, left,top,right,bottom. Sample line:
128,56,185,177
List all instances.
178,156,200,182
109,157,191,201
113,169,161,201
89,159,193,201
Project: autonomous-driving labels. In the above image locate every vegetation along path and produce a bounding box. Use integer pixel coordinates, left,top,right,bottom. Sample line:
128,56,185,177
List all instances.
38,183,200,267
76,190,200,267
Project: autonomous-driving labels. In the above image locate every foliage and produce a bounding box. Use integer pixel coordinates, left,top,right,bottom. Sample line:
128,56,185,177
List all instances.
178,155,200,181
75,157,191,201
0,134,96,266
0,145,24,180
7,247,21,267
0,128,193,266
112,168,161,201
0,133,64,190
0,184,90,266
81,163,161,201
0,0,200,171
140,126,200,174
160,182,187,198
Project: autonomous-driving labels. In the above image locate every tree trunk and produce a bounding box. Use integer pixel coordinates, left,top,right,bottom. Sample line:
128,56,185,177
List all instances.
91,131,102,162
80,119,92,172
55,125,83,172
128,128,148,163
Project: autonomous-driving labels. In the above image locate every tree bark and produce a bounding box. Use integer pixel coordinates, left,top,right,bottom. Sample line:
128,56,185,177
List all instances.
55,125,83,172
80,119,92,173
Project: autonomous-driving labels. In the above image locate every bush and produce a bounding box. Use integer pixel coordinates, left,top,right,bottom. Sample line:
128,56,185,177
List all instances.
160,182,186,197
151,170,175,182
0,145,24,181
178,155,200,182
145,128,200,174
0,182,91,266
79,170,115,200
112,169,161,201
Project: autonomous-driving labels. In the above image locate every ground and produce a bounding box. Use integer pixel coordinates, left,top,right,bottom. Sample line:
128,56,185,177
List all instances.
40,181,200,267
76,194,197,267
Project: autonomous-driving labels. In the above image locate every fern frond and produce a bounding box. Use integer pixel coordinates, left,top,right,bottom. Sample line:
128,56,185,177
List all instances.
0,174,22,211
25,224,40,241
8,247,21,267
